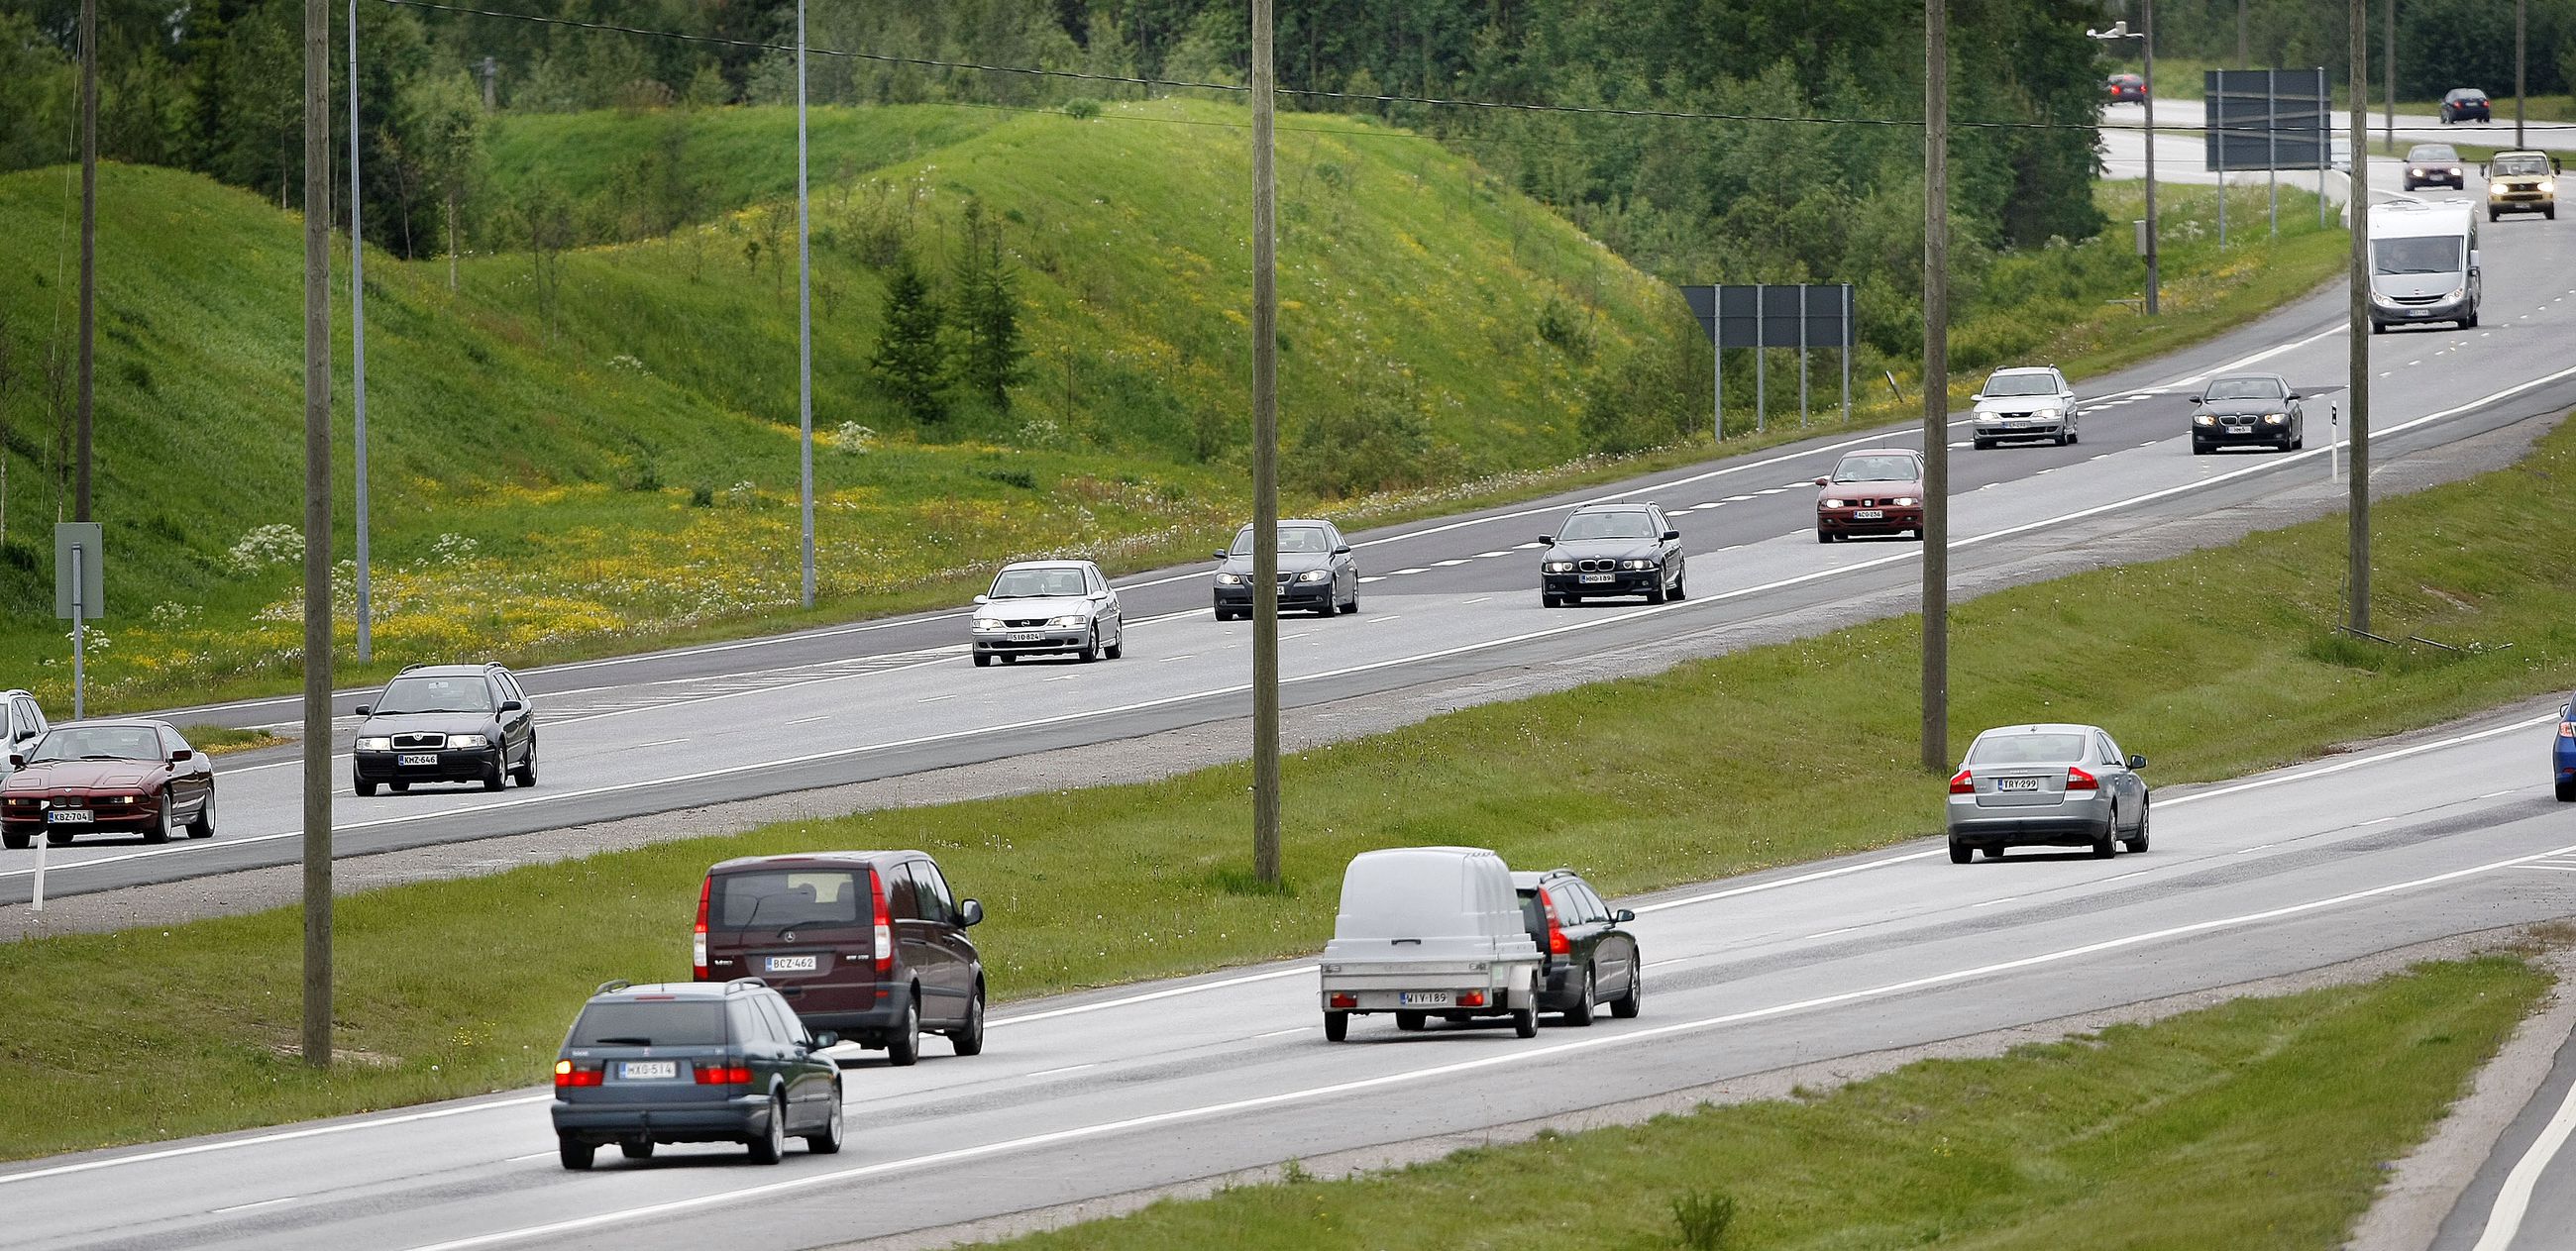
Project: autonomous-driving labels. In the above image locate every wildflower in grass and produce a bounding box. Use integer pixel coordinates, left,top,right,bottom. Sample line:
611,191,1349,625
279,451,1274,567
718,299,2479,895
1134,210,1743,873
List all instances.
225,523,304,573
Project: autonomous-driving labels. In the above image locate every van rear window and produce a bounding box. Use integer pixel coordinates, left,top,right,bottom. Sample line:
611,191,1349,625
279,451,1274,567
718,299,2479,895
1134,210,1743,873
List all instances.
570,1001,725,1047
713,870,866,930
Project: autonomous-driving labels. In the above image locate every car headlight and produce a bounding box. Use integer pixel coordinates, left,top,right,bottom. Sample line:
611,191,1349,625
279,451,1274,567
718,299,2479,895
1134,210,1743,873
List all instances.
2448,167,2462,176
1821,497,1845,509
2032,406,2061,419
2542,179,2557,193
449,734,489,750
1046,614,1091,628
1543,560,1573,573
1617,559,1657,571
2494,180,2513,193
110,794,139,805
1214,573,1245,585
1294,569,1333,583
1891,496,1918,507
2448,285,2467,300
2410,167,2424,176
357,736,391,751
2193,413,2214,426
972,617,1002,631
2261,413,2289,425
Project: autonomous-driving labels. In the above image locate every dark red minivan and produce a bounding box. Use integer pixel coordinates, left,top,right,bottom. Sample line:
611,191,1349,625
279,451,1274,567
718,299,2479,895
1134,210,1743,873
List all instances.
695,851,987,1066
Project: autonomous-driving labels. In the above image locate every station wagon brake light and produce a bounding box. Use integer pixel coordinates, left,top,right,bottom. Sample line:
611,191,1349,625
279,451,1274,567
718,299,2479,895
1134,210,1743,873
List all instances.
554,1061,602,1089
1949,770,1974,794
2065,767,2099,790
693,878,710,980
872,871,894,975
693,1065,753,1086
1539,892,1570,957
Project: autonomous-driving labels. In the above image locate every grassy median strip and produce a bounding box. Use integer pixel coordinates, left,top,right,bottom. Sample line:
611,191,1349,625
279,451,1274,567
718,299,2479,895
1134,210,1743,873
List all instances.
4,406,2575,1160
977,958,2548,1250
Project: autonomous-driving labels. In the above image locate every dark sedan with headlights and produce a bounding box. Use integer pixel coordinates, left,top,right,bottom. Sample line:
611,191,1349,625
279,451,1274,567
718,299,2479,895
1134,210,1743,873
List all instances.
2189,372,2306,454
1539,503,1684,606
1212,519,1359,619
2404,144,2467,190
1,720,216,848
1814,449,1926,542
352,663,538,796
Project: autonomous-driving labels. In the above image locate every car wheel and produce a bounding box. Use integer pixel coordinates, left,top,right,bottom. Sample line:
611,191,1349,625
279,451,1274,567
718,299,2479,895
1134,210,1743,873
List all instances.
2370,321,2386,335
1647,576,1668,604
187,790,216,839
1668,573,1684,600
998,654,1019,664
482,752,505,791
1105,636,1124,660
2546,206,2557,221
1512,1005,1538,1039
950,981,987,1056
887,990,921,1067
1395,1010,1427,1031
805,1083,846,1154
2067,426,2080,446
390,781,410,792
1816,529,1834,544
619,1139,655,1161
2558,780,2576,802
2492,208,2503,222
1341,591,1359,614
1983,846,2007,860
1974,438,1993,451
1609,964,1642,1019
558,1134,596,1171
2122,796,2151,854
2053,432,2070,447
1949,839,1973,865
972,651,992,667
1543,592,1562,608
1562,968,1597,1027
1213,607,1235,622
748,1094,788,1165
1,831,25,851
46,828,73,847
144,795,171,844
2093,806,2119,858
1078,629,1101,663
2290,434,2304,451
1324,1010,1349,1042
355,777,376,797
512,741,537,787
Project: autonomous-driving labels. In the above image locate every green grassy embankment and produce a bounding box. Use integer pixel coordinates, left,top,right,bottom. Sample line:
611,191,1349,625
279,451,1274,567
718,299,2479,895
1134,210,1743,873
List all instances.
1,357,2570,1159
980,958,2548,1250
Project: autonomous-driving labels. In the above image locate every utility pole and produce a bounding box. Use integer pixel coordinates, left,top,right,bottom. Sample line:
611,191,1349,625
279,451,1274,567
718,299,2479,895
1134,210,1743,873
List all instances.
349,0,372,664
2238,0,2248,64
2142,0,2160,316
479,56,496,110
300,0,336,1071
1921,0,1950,774
1250,0,1283,886
2348,0,2372,635
2383,0,2394,151
796,0,813,609
2516,0,2526,149
75,0,95,524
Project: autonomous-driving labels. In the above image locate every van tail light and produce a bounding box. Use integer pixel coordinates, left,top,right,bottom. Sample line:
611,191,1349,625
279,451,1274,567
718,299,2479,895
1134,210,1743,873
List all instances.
692,877,711,981
1949,770,1975,794
2065,767,2099,791
871,870,894,975
1328,992,1357,1009
1539,893,1570,957
554,1061,602,1089
1456,990,1487,1007
693,1065,753,1086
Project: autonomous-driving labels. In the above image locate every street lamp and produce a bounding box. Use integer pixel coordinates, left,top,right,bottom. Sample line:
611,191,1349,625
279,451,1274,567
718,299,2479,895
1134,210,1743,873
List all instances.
2090,5,2159,315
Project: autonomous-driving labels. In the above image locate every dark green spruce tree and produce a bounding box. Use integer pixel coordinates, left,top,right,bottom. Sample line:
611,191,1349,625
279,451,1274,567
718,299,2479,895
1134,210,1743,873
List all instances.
871,253,947,424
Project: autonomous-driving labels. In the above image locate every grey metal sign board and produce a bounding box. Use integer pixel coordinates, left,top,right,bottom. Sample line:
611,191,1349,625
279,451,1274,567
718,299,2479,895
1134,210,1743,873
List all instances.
1681,283,1856,350
54,522,103,620
2204,68,2331,170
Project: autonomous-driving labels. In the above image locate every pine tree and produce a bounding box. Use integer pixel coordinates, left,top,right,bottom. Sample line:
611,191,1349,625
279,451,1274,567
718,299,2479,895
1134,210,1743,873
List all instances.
872,254,947,424
948,199,1023,410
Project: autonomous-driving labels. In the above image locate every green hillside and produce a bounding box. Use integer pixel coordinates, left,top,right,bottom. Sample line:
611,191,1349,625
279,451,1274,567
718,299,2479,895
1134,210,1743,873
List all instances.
0,99,1698,711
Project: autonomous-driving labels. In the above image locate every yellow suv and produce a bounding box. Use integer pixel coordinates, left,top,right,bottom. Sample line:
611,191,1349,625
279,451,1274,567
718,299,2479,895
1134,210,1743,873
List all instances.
2486,150,2559,222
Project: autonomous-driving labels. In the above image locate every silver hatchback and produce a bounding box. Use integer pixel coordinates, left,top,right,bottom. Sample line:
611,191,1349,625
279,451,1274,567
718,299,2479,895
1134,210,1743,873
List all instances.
1945,723,2149,863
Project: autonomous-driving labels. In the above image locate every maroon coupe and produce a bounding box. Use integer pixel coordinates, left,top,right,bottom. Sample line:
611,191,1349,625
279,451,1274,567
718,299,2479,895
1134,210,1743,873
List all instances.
1,720,216,849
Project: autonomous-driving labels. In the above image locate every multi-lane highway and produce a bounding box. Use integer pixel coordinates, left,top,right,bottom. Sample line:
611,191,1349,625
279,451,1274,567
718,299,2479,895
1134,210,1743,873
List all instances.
6,156,2575,912
5,698,2572,1249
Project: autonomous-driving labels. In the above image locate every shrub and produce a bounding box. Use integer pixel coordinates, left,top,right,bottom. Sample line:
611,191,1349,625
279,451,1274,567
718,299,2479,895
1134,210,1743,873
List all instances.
1061,97,1101,120
1670,1189,1737,1249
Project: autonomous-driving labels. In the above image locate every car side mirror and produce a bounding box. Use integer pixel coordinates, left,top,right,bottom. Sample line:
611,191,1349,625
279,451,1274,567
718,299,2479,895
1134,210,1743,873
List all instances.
1537,535,1555,546
1613,908,1636,923
2285,392,2303,401
2127,754,2148,771
353,704,371,716
812,1030,838,1049
1332,545,1352,556
958,898,984,927
499,699,524,714
1213,550,1230,561
170,749,193,762
1813,475,1829,487
1969,393,1985,401
1661,529,1680,542
2470,249,2482,271
2186,395,2201,404
7,755,22,770
973,594,988,604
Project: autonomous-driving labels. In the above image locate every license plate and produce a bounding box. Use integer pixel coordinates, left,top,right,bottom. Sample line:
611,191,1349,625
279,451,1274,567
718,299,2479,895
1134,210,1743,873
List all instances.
1579,573,1614,584
397,753,438,767
1009,632,1042,643
1398,990,1452,1007
44,809,92,824
1854,509,1884,520
1996,778,2041,791
2409,310,2429,318
2007,421,2030,428
766,955,818,973
618,1061,676,1081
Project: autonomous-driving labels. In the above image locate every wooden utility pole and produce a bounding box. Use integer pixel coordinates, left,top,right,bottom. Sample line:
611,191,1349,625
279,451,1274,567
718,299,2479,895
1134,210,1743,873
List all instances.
1921,0,1950,773
301,0,336,1070
75,0,95,524
2516,0,2527,149
2348,0,2372,635
1250,0,1282,886
2141,0,2161,315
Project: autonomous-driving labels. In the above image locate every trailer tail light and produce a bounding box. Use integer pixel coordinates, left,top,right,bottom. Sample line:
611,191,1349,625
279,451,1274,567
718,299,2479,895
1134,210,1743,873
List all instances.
553,1061,602,1089
692,877,711,981
1328,992,1357,1009
2066,767,2099,791
693,1065,754,1087
1540,892,1570,957
871,870,894,975
1457,990,1487,1007
1949,770,1975,794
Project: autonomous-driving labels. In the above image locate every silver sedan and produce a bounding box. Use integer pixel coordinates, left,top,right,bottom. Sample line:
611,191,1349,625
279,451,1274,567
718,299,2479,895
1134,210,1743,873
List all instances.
1945,723,2149,863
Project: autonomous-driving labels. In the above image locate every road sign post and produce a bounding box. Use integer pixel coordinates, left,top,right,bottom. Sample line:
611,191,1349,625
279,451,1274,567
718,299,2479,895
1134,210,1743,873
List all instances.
54,522,102,720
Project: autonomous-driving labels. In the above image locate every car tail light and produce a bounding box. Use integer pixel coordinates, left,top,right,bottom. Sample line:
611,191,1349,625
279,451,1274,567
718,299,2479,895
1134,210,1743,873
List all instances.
554,1061,602,1089
871,870,894,975
2558,721,2575,739
2066,767,2099,790
693,877,710,981
1949,770,1975,794
693,1065,754,1086
1329,992,1357,1009
1457,990,1487,1007
1539,892,1570,957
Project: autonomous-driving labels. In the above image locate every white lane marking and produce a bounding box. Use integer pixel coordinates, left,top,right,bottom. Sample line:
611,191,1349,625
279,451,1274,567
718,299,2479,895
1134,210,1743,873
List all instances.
2511,864,2576,874
1722,494,1756,502
2470,1061,2576,1251
392,835,2576,1251
1513,542,1546,550
2161,715,2556,810
1024,1064,1098,1079
1357,575,1387,583
0,1094,556,1187
502,1151,554,1164
1043,674,1079,682
783,715,829,726
1472,551,1510,559
1634,852,1943,914
2094,870,2152,886
1461,596,1491,605
1158,654,1197,664
1251,1027,1306,1040
916,695,957,705
212,1197,299,1214
1370,615,1401,623
994,966,1316,1028
1756,487,1788,495
1802,926,1864,940
1972,896,2022,908
2235,844,2277,855
630,737,690,749
1432,559,1472,568
1389,568,1429,576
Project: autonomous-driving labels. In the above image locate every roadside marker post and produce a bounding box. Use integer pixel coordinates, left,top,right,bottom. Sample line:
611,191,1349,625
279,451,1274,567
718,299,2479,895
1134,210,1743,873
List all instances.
46,521,103,914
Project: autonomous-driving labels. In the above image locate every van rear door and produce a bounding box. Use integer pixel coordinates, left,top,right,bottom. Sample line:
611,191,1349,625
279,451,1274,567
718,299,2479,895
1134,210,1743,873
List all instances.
704,867,878,1017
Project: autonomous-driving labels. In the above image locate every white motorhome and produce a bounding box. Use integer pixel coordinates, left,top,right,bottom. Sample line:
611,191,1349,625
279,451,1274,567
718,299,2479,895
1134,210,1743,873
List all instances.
1317,847,1545,1041
2367,198,2481,333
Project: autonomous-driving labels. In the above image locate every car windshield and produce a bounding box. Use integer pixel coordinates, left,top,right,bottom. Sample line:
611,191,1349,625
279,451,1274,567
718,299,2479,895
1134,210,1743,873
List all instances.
1983,372,2057,396
1968,733,2092,765
2202,377,2286,401
1832,455,1918,483
373,675,492,714
1556,511,1655,541
2408,146,2458,162
713,870,865,931
1230,526,1334,555
2374,236,2463,276
989,567,1089,598
27,725,161,763
568,1001,727,1048
2494,155,2551,176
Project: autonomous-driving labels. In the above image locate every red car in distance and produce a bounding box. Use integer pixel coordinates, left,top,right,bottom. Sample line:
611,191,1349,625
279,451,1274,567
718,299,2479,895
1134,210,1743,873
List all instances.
0,720,217,849
1814,449,1928,543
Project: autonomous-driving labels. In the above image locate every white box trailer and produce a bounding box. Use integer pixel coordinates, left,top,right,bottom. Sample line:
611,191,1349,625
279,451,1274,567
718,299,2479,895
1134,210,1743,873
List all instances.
1317,846,1545,1041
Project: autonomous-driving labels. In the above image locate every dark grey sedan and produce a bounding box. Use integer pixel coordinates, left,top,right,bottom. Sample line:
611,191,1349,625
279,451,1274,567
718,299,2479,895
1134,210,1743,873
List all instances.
1212,520,1358,619
1539,503,1684,606
1945,723,2150,863
2189,373,2307,454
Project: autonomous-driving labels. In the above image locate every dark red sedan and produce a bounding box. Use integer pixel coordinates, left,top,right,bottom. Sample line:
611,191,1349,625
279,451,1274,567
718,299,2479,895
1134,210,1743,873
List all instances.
2106,73,2146,103
1814,449,1928,543
1,719,216,849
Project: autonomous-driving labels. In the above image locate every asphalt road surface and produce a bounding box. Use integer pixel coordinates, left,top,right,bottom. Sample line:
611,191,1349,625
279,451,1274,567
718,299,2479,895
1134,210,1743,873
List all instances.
6,174,2575,911
5,702,2571,1249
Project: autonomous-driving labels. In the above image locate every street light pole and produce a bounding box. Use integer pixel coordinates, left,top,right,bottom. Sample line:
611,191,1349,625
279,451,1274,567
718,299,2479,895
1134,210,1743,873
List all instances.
2383,0,2395,151
2349,0,2373,635
2142,0,2159,316
2516,0,2526,149
796,0,814,610
1921,0,1949,774
348,0,372,665
1250,0,1282,886
299,0,336,1072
